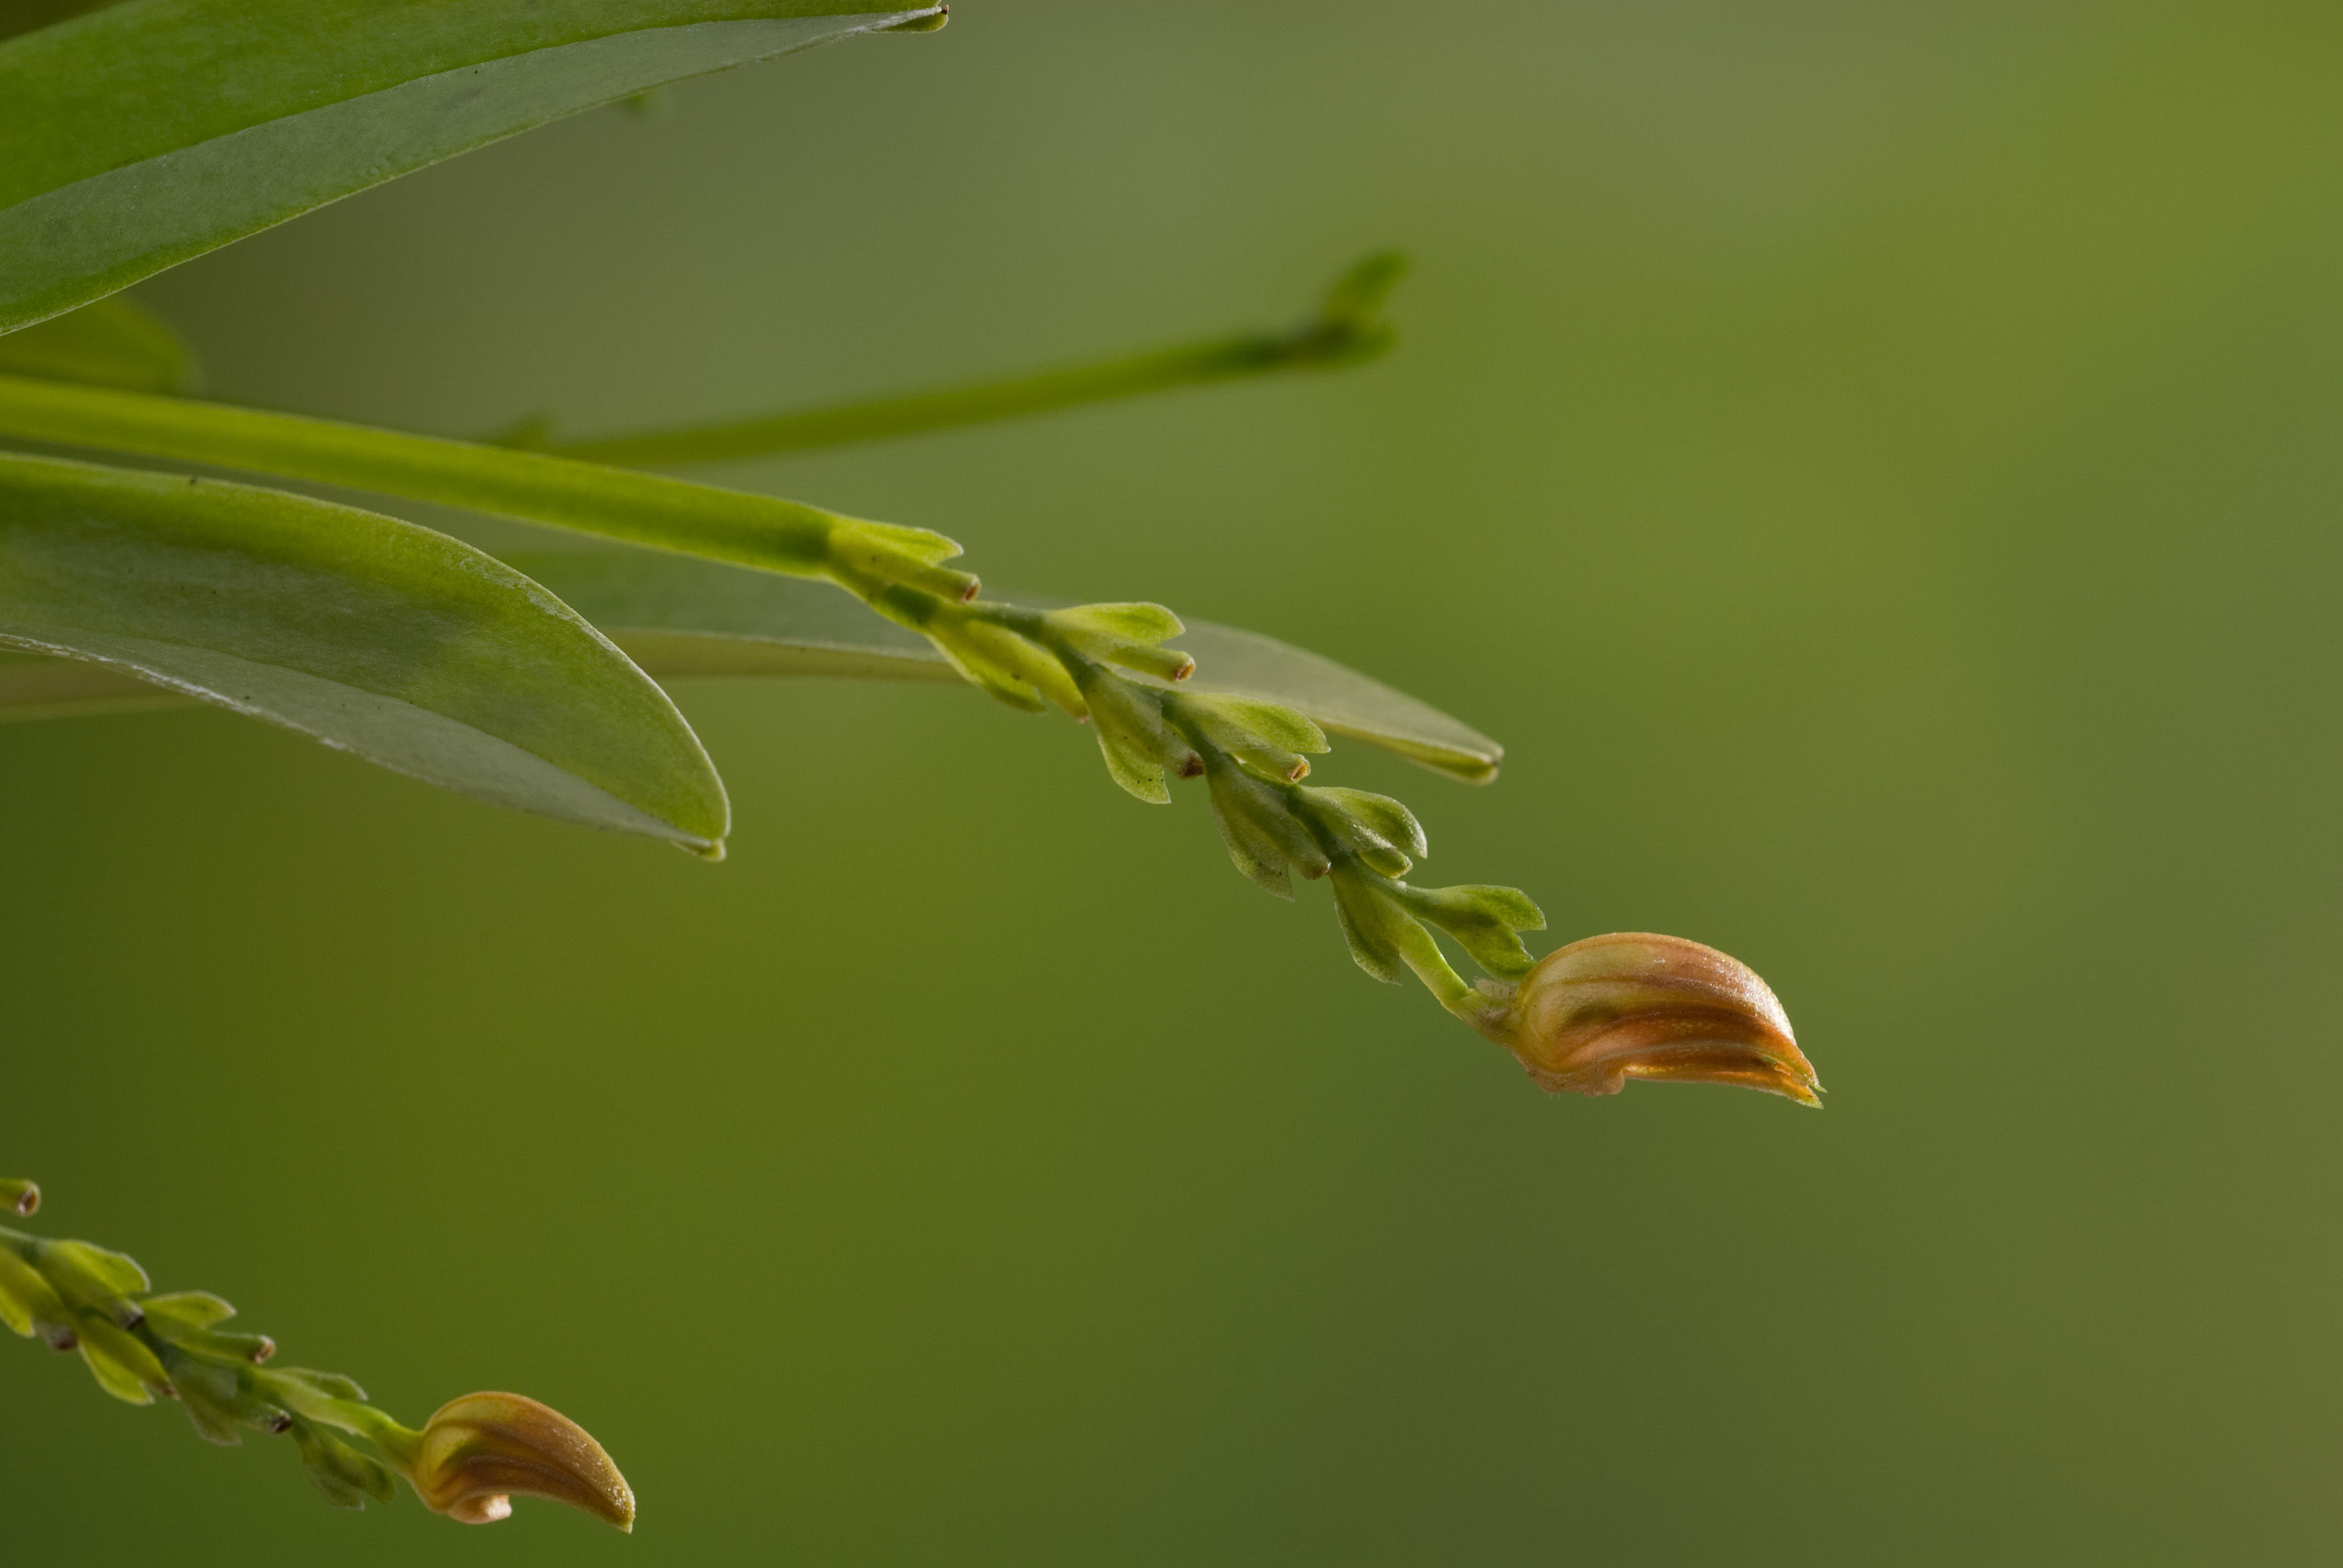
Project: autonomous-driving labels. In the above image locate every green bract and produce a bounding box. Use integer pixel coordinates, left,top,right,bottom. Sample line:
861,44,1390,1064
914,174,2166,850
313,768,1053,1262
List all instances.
0,0,943,332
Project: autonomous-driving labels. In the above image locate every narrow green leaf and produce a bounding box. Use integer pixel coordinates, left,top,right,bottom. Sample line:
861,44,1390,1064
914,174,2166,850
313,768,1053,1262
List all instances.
0,295,194,392
509,546,1503,779
0,454,729,853
0,0,944,332
1172,623,1502,783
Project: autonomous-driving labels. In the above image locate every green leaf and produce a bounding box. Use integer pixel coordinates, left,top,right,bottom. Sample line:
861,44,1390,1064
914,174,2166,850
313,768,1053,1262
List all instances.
0,294,194,392
0,0,945,333
0,1,112,45
1173,623,1502,784
0,454,729,853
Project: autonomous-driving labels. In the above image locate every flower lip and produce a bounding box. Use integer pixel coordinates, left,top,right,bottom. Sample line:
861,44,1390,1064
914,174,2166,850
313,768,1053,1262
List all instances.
1484,932,1822,1106
405,1391,636,1532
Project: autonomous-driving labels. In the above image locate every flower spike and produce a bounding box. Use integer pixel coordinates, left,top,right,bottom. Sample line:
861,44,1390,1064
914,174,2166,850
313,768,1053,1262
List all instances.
1,1183,638,1527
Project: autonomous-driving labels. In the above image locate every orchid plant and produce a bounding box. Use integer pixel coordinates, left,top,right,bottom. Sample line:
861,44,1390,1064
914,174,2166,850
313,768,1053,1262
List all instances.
0,0,1823,1531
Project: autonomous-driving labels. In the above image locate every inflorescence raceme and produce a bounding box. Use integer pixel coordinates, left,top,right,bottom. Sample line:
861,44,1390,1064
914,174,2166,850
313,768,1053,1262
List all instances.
0,1178,634,1530
819,558,1822,1107
846,573,1542,1003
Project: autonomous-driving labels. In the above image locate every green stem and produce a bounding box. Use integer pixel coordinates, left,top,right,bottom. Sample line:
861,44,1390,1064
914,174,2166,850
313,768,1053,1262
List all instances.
0,372,974,598
521,251,1406,467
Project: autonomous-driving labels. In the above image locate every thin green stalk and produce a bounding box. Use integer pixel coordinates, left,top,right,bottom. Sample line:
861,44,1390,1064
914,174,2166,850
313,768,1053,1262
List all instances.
0,370,975,600
515,251,1405,466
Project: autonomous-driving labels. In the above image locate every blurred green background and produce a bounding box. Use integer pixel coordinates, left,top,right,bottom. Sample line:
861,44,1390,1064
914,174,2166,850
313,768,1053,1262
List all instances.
7,2,2343,1561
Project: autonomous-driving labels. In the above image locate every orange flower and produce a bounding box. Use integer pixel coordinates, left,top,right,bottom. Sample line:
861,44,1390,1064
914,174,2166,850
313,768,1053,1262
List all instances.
403,1392,635,1530
1478,932,1821,1106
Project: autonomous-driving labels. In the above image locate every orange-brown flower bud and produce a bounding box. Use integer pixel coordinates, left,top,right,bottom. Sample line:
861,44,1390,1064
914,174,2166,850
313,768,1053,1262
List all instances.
1481,932,1821,1106
404,1392,635,1531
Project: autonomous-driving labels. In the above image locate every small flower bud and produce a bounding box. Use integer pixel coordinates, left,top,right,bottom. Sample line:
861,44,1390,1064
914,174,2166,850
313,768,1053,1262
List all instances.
833,528,979,603
1301,786,1427,877
143,1291,276,1363
1389,881,1546,981
926,617,1083,715
404,1392,636,1532
34,1238,150,1329
1204,750,1328,897
291,1416,399,1510
1080,670,1200,801
1043,601,1186,647
1479,932,1821,1105
0,1246,80,1349
0,1179,38,1216
76,1315,176,1405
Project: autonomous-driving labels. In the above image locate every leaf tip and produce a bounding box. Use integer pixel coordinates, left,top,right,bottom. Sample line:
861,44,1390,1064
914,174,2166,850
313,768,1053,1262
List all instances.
883,4,949,31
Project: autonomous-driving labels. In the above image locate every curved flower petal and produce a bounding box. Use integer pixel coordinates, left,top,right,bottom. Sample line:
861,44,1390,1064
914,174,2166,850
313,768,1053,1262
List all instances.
405,1391,635,1531
1481,932,1821,1105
